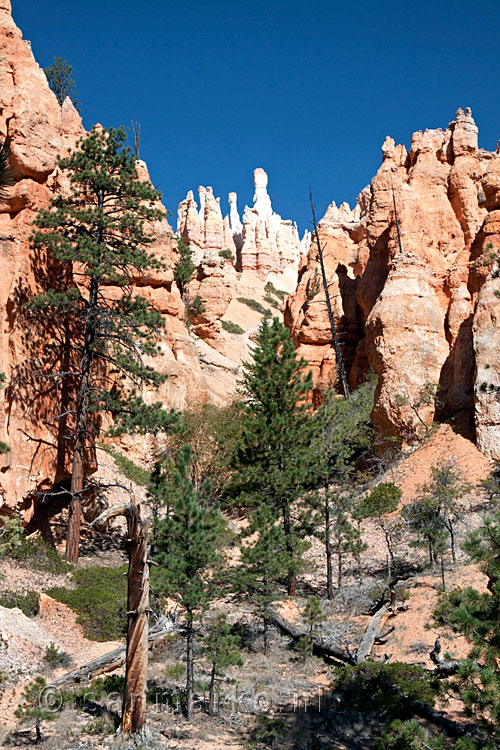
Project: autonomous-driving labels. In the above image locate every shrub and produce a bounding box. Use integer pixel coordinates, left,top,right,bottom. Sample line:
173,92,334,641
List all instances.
83,715,115,736
0,517,71,574
0,590,39,617
44,643,72,670
163,663,185,681
187,295,206,316
221,320,244,335
332,662,438,718
264,281,287,300
98,444,150,486
0,517,26,557
0,441,10,454
264,294,281,310
306,269,321,301
219,249,235,262
47,566,128,641
237,297,271,316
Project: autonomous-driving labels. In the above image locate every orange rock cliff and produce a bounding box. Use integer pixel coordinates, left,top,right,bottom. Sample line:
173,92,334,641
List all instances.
285,108,500,455
1,0,500,521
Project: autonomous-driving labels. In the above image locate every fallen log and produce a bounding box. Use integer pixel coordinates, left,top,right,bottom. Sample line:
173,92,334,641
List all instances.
412,700,479,739
47,616,177,689
265,607,356,664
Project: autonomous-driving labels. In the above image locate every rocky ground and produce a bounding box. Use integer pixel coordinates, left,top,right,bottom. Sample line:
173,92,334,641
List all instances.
0,422,493,749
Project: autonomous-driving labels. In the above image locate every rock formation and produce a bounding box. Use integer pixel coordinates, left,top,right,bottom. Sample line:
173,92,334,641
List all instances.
0,2,233,518
286,108,500,455
177,167,309,278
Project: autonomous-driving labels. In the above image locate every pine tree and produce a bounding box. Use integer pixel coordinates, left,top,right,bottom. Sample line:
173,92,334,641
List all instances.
230,316,315,596
431,503,500,747
235,502,290,655
403,460,469,578
152,445,223,720
44,56,80,110
295,595,326,662
359,482,403,571
174,237,196,298
309,379,374,596
203,613,243,716
28,126,178,563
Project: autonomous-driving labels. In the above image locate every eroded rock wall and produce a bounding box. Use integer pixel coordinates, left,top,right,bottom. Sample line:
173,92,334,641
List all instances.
177,167,309,278
285,108,500,455
0,2,228,516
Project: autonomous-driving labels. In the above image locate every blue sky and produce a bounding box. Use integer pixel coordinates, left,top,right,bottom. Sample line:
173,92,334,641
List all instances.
12,0,500,233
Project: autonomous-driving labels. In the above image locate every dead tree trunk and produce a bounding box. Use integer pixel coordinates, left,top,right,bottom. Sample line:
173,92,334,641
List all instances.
47,616,176,689
90,501,151,740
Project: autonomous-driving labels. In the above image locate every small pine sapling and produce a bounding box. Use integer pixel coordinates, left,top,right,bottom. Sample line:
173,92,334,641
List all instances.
359,482,403,572
203,613,243,715
174,238,196,298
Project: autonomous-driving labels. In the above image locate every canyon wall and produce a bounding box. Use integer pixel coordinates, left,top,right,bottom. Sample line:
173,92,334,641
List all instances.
285,108,500,454
0,1,308,516
2,0,500,523
0,1,231,517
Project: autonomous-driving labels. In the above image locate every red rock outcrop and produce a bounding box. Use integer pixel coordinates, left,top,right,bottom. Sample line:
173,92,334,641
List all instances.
0,2,231,517
285,108,500,454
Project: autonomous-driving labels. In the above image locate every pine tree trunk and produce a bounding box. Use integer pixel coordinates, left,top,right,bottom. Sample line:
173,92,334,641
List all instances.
450,526,456,562
186,615,194,721
65,272,99,564
121,504,150,736
263,614,270,657
208,661,217,716
338,540,343,589
324,490,334,600
382,525,395,565
65,369,90,564
310,192,349,399
281,502,296,596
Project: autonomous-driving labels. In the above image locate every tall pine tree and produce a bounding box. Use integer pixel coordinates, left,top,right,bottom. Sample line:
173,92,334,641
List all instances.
152,445,223,720
230,316,315,596
29,126,177,563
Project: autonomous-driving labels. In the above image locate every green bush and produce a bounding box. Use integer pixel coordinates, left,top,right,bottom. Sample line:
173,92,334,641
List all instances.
47,566,128,641
264,281,287,300
221,320,245,335
187,295,206,316
0,440,10,454
237,297,271,316
264,294,281,310
0,590,39,617
332,662,438,718
44,643,72,670
98,444,150,486
0,517,71,574
219,248,235,262
83,715,115,736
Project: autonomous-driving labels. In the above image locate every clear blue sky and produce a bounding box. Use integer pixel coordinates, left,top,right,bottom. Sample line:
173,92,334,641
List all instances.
12,0,500,233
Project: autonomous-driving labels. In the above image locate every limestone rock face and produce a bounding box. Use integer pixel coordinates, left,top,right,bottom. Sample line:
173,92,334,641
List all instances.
0,2,86,517
0,3,231,517
285,108,500,453
473,271,500,457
